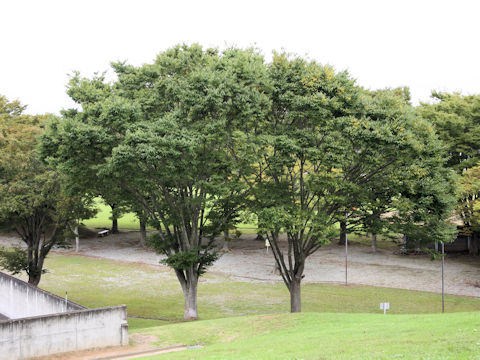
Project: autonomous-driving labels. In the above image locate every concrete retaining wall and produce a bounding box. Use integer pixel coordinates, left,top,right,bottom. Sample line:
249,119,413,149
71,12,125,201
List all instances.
0,306,128,360
0,271,85,319
0,272,128,359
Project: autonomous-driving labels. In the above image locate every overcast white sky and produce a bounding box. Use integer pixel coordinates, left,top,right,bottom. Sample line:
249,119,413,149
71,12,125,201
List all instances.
1,0,479,114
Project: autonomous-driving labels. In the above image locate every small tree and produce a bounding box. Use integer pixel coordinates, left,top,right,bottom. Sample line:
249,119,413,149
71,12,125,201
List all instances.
0,96,88,285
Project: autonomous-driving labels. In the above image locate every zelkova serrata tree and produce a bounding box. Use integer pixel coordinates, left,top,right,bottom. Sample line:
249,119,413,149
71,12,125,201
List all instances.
239,54,456,312
43,45,270,319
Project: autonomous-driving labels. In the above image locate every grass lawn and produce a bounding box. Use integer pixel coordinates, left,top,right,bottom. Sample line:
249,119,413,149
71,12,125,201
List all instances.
133,312,480,359
82,199,258,234
83,199,141,230
82,200,399,241
37,254,480,332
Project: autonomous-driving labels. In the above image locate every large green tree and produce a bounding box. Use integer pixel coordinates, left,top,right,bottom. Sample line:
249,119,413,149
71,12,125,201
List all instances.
42,45,270,319
351,88,457,253
418,92,480,254
241,55,456,312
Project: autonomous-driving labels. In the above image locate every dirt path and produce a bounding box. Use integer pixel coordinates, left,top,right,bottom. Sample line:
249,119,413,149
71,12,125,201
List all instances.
1,232,479,297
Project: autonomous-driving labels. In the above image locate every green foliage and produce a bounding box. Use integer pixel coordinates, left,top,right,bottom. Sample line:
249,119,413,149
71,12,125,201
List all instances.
0,95,91,285
240,54,457,311
44,44,272,318
418,92,480,173
418,92,480,252
161,248,219,276
0,247,30,275
456,165,480,253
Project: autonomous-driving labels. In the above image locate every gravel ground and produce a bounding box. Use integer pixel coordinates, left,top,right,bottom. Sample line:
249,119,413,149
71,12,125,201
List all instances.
1,232,479,297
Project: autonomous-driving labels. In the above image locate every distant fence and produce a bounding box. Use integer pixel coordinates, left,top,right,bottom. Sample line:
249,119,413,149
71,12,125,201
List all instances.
0,272,128,360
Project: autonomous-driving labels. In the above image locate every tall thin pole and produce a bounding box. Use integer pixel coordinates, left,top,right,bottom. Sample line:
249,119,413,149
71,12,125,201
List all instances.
441,242,445,313
345,211,348,286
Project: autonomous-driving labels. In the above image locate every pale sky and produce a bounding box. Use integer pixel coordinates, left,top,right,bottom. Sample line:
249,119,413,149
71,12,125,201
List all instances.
1,0,479,114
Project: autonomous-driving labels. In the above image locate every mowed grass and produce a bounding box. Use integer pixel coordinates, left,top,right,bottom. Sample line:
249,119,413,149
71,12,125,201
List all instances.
83,199,258,234
83,199,141,230
135,312,480,360
36,254,480,331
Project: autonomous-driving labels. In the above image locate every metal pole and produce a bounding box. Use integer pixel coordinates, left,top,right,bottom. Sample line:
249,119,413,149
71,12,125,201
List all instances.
441,242,445,313
345,211,348,286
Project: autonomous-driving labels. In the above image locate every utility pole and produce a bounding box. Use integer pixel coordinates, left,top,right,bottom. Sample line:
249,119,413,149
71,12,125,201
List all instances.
442,241,445,313
345,211,348,286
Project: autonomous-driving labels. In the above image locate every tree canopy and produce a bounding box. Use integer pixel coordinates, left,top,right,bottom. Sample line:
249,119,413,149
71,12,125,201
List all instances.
42,45,271,319
418,92,480,254
40,45,459,315
236,54,456,312
0,95,92,285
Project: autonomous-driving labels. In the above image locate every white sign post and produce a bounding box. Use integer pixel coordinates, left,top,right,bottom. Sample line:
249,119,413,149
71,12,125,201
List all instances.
380,302,390,315
265,238,270,254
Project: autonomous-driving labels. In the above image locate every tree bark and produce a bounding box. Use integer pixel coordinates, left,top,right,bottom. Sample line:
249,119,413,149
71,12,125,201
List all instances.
470,231,479,255
338,221,347,245
176,268,199,320
139,220,147,247
110,204,119,234
27,253,45,287
401,234,407,254
111,217,119,234
222,229,231,251
74,224,80,253
183,282,198,320
28,273,42,287
371,233,377,253
289,277,302,313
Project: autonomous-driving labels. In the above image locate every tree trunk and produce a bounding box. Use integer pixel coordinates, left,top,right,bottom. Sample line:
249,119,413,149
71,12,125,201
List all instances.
28,253,45,287
28,273,42,287
74,224,80,253
289,277,302,313
371,233,377,253
338,221,347,245
470,231,479,255
401,234,407,254
222,229,231,251
415,238,421,252
139,220,147,247
176,268,199,320
110,204,119,234
273,262,280,275
183,282,198,320
111,217,119,234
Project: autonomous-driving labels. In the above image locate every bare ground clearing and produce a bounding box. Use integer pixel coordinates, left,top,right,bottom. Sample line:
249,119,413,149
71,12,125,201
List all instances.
0,232,479,298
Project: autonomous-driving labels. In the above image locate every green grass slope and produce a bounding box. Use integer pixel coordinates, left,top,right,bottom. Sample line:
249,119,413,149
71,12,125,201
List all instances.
136,312,480,360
